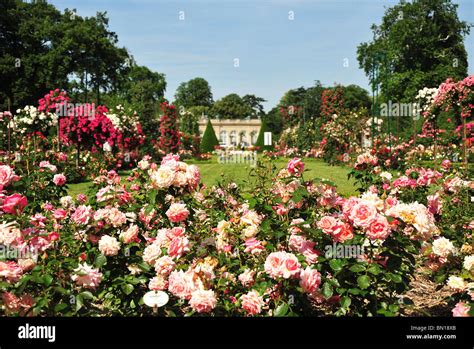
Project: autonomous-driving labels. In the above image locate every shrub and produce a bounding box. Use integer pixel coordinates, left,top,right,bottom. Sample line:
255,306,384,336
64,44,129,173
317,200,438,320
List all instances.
200,119,219,153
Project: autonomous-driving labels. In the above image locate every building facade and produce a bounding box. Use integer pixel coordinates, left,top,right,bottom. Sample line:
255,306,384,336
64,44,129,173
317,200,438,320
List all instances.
198,118,261,147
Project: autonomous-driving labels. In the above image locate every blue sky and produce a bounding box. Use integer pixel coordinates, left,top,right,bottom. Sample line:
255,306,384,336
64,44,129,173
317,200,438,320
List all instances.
51,0,473,111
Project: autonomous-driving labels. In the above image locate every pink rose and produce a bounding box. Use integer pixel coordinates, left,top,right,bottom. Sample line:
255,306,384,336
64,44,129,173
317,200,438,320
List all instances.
98,235,121,256
243,238,265,255
2,194,28,215
76,194,87,203
349,202,377,227
452,302,470,317
287,157,305,176
53,173,66,186
299,267,322,294
185,165,201,190
149,275,168,291
241,290,264,316
71,263,103,289
167,227,185,239
166,203,189,223
238,269,255,287
441,159,451,170
120,224,139,244
317,216,337,234
366,215,391,240
0,261,23,282
264,251,300,279
154,256,176,275
71,205,92,225
189,289,217,313
53,208,67,220
331,220,354,243
300,241,320,264
168,270,194,300
427,193,442,215
289,234,307,251
167,236,190,259
0,165,17,189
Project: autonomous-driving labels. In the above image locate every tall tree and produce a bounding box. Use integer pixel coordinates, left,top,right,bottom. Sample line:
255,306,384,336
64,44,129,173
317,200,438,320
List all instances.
0,0,65,109
357,0,470,104
342,84,371,111
174,77,213,109
0,1,130,109
211,93,252,119
242,94,266,119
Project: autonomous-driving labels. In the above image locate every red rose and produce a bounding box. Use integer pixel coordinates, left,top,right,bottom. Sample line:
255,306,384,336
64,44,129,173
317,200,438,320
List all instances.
2,194,28,215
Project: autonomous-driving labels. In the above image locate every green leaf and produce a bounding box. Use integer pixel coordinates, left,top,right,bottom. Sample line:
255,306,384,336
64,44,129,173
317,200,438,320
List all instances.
121,283,134,295
322,282,333,299
76,294,83,312
357,275,370,290
54,303,68,313
340,296,351,308
80,291,94,300
388,304,399,313
148,189,157,205
349,264,366,273
348,288,361,295
389,273,402,283
329,259,343,272
367,264,381,275
43,275,53,287
274,303,289,317
95,254,107,268
54,286,69,295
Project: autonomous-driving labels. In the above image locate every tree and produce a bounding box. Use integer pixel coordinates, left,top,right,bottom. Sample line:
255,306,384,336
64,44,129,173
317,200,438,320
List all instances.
103,64,166,135
63,11,129,104
0,1,130,110
242,94,266,119
211,93,252,119
278,81,326,128
342,85,371,111
255,118,273,151
174,77,213,109
357,0,470,105
0,0,65,109
200,119,219,153
263,107,284,138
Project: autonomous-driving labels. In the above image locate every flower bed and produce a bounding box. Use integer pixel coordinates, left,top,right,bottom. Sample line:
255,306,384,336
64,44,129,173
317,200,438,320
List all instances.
0,153,471,316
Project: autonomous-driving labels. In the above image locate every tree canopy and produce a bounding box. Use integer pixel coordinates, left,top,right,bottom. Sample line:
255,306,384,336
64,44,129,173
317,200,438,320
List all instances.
357,0,470,103
174,77,214,109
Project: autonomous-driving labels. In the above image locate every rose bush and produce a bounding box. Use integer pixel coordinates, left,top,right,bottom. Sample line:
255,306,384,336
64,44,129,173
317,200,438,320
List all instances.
2,154,467,317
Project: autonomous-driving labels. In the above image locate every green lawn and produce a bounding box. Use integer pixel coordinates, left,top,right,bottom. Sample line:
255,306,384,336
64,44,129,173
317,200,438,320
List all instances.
68,157,357,198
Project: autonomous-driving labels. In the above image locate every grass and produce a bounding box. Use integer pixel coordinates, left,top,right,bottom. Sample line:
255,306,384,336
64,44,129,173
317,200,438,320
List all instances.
68,156,358,198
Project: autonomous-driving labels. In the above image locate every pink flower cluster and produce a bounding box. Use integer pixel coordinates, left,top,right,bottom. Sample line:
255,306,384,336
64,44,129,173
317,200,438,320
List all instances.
148,154,200,191
264,251,301,279
287,157,305,176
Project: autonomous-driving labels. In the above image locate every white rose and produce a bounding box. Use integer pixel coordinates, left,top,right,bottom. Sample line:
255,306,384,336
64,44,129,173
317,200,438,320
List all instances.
432,237,455,258
463,255,474,271
447,276,466,291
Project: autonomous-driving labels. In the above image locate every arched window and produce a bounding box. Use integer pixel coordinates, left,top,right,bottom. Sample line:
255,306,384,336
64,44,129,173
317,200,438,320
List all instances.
250,131,257,144
230,131,237,145
239,131,247,144
219,130,227,145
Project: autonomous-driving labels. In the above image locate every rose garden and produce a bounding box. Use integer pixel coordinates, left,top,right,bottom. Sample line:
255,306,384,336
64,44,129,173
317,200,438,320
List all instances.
0,0,473,318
